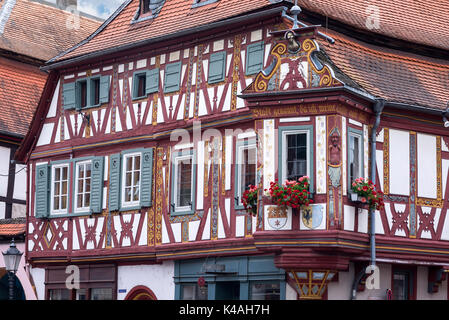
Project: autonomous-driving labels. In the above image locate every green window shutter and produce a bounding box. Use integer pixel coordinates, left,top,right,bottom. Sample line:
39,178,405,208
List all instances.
99,76,110,104
35,164,50,218
246,41,265,75
108,153,121,211
90,157,104,214
140,148,154,207
146,68,160,94
164,62,182,93
62,82,76,110
208,51,226,84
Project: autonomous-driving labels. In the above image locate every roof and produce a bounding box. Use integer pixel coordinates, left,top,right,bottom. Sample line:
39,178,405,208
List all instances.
0,56,47,136
49,0,277,63
300,0,449,52
0,0,102,61
0,218,26,237
320,30,449,111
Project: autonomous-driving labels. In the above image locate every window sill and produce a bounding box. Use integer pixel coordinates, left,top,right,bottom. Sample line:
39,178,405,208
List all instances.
46,212,98,219
132,95,148,101
170,208,195,216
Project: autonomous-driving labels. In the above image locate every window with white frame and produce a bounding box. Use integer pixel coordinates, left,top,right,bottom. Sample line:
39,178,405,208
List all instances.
348,131,363,184
236,143,257,206
173,154,194,212
51,164,69,214
121,153,141,207
75,161,92,212
281,130,309,182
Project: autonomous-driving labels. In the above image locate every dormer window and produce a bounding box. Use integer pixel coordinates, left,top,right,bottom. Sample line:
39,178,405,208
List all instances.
192,0,219,8
141,0,150,14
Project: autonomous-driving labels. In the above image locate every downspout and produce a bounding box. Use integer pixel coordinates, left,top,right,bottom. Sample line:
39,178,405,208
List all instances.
369,98,385,267
350,98,385,300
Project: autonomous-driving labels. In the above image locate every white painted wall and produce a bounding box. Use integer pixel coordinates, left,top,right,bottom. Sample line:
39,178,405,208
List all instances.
0,146,10,197
389,129,410,195
417,266,447,300
117,262,175,300
417,134,437,199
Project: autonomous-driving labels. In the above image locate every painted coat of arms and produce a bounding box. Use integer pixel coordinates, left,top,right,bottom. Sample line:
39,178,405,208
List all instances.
301,205,324,229
267,206,288,230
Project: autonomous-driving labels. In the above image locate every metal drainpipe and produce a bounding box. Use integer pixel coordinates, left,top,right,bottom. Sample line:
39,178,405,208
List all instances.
369,99,385,267
350,98,385,300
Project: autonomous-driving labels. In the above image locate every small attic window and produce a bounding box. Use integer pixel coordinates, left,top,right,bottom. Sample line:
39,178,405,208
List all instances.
192,0,220,8
141,0,150,14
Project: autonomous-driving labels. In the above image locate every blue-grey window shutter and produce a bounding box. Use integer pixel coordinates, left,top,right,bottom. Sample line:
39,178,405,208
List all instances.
90,157,104,214
246,41,265,75
63,82,76,110
140,148,154,207
35,164,50,218
146,68,160,94
164,62,182,93
109,154,121,211
208,51,226,84
99,76,110,104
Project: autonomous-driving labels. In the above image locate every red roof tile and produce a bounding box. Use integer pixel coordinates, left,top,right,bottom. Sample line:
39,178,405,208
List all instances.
0,56,47,136
320,30,449,110
0,223,25,236
300,0,449,51
51,0,274,62
0,0,102,61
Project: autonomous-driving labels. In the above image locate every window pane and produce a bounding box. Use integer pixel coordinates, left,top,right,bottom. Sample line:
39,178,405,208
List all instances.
85,178,91,193
126,172,132,187
250,283,280,300
84,193,90,207
54,182,60,196
134,155,141,170
54,168,61,181
90,288,113,300
49,289,71,300
62,167,68,180
76,289,87,300
126,157,133,172
393,273,409,300
177,158,192,207
286,133,307,180
133,186,140,202
85,164,91,178
53,197,59,210
349,135,360,183
77,194,83,208
182,284,208,300
61,196,67,209
125,187,131,202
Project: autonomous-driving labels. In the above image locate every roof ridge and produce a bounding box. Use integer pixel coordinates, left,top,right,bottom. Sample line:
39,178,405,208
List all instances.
328,31,449,70
46,0,133,64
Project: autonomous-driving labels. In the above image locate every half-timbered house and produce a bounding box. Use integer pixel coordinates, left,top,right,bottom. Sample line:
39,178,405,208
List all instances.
16,0,449,300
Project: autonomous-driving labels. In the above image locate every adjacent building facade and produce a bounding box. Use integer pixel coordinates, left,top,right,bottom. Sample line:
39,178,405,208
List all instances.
16,0,449,300
0,0,101,299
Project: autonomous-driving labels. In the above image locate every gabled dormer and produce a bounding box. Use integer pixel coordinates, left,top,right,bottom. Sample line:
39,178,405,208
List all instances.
135,0,166,21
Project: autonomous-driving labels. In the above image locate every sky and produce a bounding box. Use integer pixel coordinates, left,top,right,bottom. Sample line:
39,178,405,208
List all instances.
45,0,126,19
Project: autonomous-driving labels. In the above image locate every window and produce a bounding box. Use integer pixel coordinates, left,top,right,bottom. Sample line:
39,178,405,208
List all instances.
235,142,257,208
75,161,92,212
121,153,142,207
250,282,280,300
51,164,69,214
62,75,110,110
246,41,264,75
91,288,113,300
192,0,219,8
77,80,87,109
208,51,226,84
393,270,414,300
175,156,193,210
171,150,196,215
279,126,314,190
49,289,71,300
141,0,150,14
90,78,100,106
135,73,146,98
348,129,363,184
182,284,208,300
132,69,160,100
109,149,153,212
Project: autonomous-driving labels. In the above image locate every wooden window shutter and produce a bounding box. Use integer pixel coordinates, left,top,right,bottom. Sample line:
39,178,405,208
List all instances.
164,62,182,93
140,148,154,207
246,41,265,75
146,68,160,94
108,153,121,211
90,157,104,214
62,82,76,110
99,76,110,104
208,51,226,84
35,164,50,218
